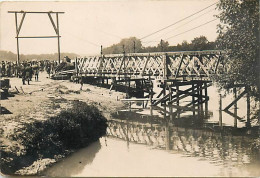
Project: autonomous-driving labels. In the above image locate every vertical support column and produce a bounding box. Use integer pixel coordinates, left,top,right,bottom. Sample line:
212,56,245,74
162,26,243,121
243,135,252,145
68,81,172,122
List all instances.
219,94,223,129
200,83,204,118
15,13,20,65
192,83,196,117
161,81,166,106
233,87,237,128
149,86,153,117
165,119,170,150
56,13,61,64
246,88,251,128
169,85,174,121
197,83,201,117
162,53,168,80
176,84,180,119
192,83,195,103
205,82,208,119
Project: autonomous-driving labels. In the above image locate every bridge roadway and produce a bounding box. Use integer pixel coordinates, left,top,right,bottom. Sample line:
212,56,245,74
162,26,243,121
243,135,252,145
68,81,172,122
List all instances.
75,50,227,80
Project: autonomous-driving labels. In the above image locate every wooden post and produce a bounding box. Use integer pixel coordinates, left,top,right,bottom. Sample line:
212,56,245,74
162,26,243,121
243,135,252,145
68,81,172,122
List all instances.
176,84,180,119
129,102,132,111
246,88,251,128
160,39,163,52
165,120,170,150
233,87,237,128
219,94,223,129
162,53,168,80
149,85,153,115
56,13,61,64
15,13,20,65
192,83,195,103
205,82,208,119
161,81,166,106
169,85,174,121
192,83,196,117
197,83,200,118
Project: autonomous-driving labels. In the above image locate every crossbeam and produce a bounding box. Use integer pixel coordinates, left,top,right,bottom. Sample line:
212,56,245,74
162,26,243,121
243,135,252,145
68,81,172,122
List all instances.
169,83,212,104
8,11,64,14
223,89,247,111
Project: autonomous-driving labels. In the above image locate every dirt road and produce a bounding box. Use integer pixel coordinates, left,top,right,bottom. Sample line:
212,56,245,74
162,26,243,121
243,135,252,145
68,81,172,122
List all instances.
0,71,126,175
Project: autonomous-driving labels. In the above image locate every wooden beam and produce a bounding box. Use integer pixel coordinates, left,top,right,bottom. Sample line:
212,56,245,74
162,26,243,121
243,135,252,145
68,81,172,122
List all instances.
8,11,64,14
169,83,212,104
16,36,61,38
223,109,245,123
223,89,247,111
174,55,184,78
142,54,150,75
48,13,58,34
17,12,26,35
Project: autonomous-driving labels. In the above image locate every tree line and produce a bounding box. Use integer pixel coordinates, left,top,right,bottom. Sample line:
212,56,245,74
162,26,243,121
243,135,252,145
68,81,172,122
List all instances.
102,36,215,54
0,50,79,62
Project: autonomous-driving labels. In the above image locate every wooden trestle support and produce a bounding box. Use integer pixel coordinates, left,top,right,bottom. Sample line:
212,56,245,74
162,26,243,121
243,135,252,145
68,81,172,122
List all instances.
73,50,253,125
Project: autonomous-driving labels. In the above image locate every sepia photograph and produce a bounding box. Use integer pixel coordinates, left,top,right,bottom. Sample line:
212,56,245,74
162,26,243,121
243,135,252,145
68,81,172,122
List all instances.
0,0,259,177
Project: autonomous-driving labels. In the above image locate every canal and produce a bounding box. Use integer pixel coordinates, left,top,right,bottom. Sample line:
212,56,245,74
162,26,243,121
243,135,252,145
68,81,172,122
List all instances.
44,85,260,177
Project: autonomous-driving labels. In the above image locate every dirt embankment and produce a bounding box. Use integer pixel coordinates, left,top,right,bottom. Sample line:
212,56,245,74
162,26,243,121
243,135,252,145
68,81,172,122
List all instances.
0,72,126,176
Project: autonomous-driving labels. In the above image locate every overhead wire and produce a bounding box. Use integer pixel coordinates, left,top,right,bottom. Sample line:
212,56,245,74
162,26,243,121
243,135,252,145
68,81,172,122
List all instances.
140,2,217,40
165,18,218,40
143,7,215,45
63,31,100,47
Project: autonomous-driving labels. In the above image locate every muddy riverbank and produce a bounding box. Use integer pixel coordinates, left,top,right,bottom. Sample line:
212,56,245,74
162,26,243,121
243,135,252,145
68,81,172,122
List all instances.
0,72,125,176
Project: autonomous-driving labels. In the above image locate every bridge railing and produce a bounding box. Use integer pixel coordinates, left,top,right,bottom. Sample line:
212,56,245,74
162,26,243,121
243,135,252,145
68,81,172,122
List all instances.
75,50,227,79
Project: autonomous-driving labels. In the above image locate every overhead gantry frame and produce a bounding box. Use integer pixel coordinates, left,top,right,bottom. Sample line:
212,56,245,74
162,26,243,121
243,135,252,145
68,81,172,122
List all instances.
8,11,65,64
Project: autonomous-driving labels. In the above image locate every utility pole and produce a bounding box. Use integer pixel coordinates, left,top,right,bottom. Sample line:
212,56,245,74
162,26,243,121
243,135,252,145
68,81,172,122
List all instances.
133,41,136,53
160,39,163,52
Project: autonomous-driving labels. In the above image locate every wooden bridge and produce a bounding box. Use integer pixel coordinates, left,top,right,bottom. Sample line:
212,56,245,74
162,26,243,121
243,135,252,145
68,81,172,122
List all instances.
75,50,226,79
58,49,250,122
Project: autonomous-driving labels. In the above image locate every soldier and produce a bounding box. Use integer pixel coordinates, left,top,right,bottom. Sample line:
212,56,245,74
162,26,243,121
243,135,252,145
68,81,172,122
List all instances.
47,66,51,78
1,61,6,76
25,66,30,85
22,66,26,85
34,67,39,81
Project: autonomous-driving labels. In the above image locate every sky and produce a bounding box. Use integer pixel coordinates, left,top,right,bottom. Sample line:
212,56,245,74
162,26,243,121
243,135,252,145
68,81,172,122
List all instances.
0,0,219,55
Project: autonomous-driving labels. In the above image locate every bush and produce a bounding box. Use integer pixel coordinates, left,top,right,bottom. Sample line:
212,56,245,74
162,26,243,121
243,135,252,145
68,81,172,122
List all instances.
9,100,107,158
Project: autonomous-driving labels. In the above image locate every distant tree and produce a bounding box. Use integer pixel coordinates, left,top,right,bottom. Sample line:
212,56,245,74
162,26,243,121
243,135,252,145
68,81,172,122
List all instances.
190,36,209,50
103,37,143,54
179,40,191,51
0,50,79,62
215,0,259,100
157,40,169,52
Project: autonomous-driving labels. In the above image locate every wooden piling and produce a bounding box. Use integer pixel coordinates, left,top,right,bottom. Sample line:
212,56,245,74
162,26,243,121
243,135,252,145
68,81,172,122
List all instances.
169,86,174,121
176,85,180,119
246,88,251,128
219,94,223,128
233,87,237,128
204,82,208,119
165,120,170,150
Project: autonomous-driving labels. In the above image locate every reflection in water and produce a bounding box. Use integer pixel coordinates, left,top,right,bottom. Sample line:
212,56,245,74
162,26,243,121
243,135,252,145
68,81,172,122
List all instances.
43,141,101,177
106,106,260,176
44,85,260,177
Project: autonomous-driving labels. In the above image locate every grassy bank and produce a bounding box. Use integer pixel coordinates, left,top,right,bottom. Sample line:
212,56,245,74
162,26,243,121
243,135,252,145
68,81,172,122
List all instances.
0,100,107,175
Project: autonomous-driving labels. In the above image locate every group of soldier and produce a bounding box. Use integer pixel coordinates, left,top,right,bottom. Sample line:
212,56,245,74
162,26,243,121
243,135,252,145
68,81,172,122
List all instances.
0,60,59,85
